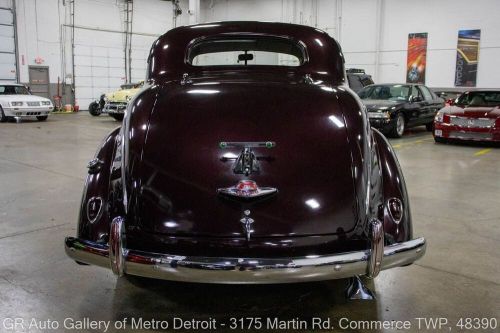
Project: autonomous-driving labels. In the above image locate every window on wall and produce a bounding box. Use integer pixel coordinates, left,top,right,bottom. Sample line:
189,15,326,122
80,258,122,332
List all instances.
188,36,305,67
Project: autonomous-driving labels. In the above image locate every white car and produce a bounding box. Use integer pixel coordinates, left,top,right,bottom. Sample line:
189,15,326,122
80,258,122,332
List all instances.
0,83,53,122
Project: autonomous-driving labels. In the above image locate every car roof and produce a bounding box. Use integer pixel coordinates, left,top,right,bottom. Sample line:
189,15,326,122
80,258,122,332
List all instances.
0,82,23,86
368,83,420,86
148,21,345,85
461,90,500,93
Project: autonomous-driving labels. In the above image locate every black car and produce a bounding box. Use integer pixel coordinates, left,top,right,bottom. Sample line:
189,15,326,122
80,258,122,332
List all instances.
346,68,374,93
358,84,444,137
432,90,462,106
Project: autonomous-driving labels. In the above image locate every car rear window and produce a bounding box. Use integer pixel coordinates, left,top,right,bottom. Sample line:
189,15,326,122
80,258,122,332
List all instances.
187,36,305,67
0,85,30,95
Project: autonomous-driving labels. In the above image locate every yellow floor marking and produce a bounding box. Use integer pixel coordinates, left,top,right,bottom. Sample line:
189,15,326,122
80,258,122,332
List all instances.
393,137,433,149
474,148,492,156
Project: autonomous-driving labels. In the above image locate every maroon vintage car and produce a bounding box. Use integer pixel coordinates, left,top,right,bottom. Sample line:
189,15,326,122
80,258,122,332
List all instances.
434,90,500,143
65,22,425,299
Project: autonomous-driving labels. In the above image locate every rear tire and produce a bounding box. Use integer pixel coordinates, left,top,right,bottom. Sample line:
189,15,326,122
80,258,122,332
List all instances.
434,137,447,144
389,113,405,138
425,122,434,131
0,107,8,123
36,115,48,121
110,113,124,121
88,102,102,116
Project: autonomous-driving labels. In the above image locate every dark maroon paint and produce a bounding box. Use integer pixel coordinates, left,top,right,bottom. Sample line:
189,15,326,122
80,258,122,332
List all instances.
77,22,412,257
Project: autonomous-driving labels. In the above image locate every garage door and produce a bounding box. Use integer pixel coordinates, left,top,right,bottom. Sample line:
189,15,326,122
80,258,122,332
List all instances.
0,3,17,82
74,27,126,109
130,34,158,83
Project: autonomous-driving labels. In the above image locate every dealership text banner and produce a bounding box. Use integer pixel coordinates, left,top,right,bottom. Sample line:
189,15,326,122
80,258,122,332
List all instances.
455,29,481,87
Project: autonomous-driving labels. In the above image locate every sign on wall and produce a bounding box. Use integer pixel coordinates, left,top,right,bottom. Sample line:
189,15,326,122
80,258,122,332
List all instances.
454,29,481,87
406,33,428,84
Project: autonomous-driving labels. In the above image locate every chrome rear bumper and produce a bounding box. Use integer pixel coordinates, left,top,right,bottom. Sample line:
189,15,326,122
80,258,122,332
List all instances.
65,218,426,284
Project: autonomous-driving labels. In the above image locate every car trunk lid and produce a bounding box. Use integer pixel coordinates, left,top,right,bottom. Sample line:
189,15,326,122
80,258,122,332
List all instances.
132,77,359,238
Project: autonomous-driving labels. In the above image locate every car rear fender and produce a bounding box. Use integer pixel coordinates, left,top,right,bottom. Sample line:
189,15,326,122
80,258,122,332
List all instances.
77,126,122,243
372,129,413,243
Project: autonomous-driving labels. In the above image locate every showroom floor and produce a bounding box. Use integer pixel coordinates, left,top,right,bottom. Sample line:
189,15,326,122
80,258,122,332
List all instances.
1,113,499,332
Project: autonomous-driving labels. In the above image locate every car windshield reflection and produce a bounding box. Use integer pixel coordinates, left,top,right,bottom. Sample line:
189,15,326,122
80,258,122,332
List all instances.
456,91,500,107
358,84,411,101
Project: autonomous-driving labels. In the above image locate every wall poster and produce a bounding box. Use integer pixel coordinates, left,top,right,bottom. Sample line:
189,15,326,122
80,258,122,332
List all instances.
454,29,481,87
406,32,428,84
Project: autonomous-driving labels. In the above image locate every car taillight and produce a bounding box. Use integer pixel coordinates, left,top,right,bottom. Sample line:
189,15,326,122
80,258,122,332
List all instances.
388,198,403,224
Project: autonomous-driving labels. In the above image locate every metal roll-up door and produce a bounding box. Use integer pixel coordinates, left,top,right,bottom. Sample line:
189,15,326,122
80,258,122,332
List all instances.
130,34,157,83
0,2,17,82
74,27,126,109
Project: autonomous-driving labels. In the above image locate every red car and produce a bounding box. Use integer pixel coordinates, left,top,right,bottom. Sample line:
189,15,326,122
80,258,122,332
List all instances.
434,90,500,143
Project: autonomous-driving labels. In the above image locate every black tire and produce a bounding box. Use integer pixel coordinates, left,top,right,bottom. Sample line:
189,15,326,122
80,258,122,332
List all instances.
0,107,8,123
425,122,434,131
88,101,102,116
434,136,447,144
36,115,48,121
389,113,405,138
110,113,124,121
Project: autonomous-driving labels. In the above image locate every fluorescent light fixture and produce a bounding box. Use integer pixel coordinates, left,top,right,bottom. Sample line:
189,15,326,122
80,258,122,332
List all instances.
191,24,220,28
305,198,320,209
223,152,238,159
187,89,220,94
164,221,178,228
328,115,345,128
321,86,335,92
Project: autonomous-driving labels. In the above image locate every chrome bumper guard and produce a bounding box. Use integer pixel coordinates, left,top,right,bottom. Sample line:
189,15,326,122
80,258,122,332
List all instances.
103,103,127,114
65,218,426,284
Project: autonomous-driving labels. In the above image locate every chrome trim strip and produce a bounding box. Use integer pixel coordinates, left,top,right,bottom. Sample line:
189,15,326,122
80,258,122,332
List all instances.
367,219,383,278
65,235,426,284
109,217,125,276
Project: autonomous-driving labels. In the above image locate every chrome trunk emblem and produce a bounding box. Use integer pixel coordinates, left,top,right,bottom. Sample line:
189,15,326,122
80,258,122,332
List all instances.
240,210,254,241
217,180,277,199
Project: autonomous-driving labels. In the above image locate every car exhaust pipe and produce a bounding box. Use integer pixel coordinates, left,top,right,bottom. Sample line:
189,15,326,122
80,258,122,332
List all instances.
346,275,375,300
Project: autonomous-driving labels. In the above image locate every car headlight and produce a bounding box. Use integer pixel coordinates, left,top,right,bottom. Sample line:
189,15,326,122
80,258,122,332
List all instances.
435,111,444,122
368,111,390,119
41,101,51,106
11,101,23,106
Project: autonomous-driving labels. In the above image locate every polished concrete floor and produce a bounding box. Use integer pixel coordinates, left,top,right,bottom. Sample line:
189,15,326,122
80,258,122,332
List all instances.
1,113,499,332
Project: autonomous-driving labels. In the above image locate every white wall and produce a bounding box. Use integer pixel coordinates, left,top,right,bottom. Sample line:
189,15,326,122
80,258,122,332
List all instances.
12,0,500,92
14,0,190,103
199,0,500,89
